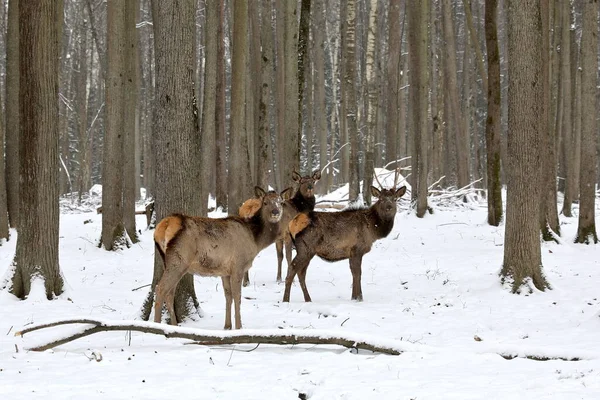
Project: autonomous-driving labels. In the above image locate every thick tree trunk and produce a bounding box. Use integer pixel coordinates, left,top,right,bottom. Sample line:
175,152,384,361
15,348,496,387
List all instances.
485,0,503,226
501,0,548,293
6,0,19,228
141,0,202,323
575,0,598,244
9,0,64,299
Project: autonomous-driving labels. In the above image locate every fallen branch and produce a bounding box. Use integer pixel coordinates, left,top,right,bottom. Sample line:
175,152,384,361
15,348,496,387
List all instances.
15,318,403,355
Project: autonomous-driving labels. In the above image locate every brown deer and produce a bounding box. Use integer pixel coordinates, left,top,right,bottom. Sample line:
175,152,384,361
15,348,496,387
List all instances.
283,170,406,302
153,186,290,329
239,170,321,284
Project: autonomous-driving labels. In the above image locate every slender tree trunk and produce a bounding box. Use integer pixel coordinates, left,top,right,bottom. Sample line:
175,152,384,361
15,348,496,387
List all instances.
298,0,311,175
314,0,328,194
122,0,139,243
385,0,402,168
77,10,90,202
501,0,548,293
363,0,378,205
215,0,227,210
344,0,359,201
257,0,273,190
6,0,19,228
101,0,127,251
485,0,503,226
575,0,598,244
560,1,574,217
0,71,8,242
463,0,488,95
202,0,218,209
9,0,64,299
284,0,300,183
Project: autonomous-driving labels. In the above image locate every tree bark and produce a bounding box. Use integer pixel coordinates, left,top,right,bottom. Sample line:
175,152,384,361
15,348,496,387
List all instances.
298,0,312,176
314,0,328,194
215,0,227,210
8,0,64,299
560,0,574,217
284,0,300,184
385,0,403,168
485,0,503,226
141,0,202,324
362,0,378,206
575,0,598,244
101,0,127,251
228,0,251,215
344,0,359,201
501,0,548,293
6,0,19,228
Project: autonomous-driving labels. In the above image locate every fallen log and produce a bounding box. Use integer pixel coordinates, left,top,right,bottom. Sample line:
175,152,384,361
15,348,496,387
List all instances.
15,318,403,355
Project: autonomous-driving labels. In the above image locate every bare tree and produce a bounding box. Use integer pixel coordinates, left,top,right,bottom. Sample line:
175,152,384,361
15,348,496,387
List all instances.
313,0,329,194
344,0,360,201
6,0,64,299
575,0,598,244
215,0,227,210
362,0,378,206
560,1,574,217
385,0,403,167
501,0,548,292
284,0,300,183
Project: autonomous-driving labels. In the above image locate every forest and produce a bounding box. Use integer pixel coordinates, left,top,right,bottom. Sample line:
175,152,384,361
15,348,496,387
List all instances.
0,1,599,398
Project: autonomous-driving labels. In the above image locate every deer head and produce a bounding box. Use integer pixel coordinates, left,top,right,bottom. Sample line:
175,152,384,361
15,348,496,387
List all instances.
254,186,287,224
292,170,321,198
371,168,407,220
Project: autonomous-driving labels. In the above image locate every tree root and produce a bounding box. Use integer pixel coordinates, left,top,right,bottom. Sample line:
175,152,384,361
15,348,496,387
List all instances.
15,318,402,355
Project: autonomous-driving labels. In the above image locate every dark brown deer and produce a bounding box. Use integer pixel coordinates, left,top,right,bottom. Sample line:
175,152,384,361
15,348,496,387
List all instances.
153,186,290,329
283,170,406,302
239,170,321,284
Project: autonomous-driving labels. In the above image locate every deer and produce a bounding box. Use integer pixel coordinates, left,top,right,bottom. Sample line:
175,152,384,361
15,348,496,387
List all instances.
282,169,407,303
153,186,290,329
239,170,321,284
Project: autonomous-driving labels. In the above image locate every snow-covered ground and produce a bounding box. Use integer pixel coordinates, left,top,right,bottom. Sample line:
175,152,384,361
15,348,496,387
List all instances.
1,189,599,399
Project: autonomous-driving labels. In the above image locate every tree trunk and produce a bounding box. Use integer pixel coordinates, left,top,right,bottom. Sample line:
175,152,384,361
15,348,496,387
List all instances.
344,0,359,201
122,0,139,243
6,0,19,228
284,0,300,184
201,0,218,209
463,0,488,95
314,0,328,194
8,0,64,299
575,0,598,244
539,0,560,240
101,0,127,251
0,65,9,242
215,0,227,210
140,0,202,324
298,0,312,175
560,1,574,217
484,0,503,226
228,0,251,214
501,0,548,293
442,0,469,189
363,0,378,205
385,0,402,168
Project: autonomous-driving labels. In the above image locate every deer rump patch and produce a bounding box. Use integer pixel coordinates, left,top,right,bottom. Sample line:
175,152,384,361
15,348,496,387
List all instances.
154,215,184,253
289,213,311,239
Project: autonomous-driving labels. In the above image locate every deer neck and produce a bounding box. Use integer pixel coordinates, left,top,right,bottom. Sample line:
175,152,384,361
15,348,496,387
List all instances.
368,207,395,239
289,193,316,213
247,213,282,250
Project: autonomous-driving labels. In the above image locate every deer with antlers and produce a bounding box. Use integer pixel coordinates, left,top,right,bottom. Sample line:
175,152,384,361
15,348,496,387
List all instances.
239,170,321,284
283,169,406,302
153,186,290,329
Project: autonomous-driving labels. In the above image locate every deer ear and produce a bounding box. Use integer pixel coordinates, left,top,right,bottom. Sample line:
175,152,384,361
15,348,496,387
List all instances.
292,170,302,182
312,170,321,181
254,186,267,198
370,186,381,198
281,187,293,200
395,186,407,198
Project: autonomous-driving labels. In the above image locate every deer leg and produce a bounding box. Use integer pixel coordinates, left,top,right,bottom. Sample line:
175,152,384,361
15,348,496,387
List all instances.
284,235,294,281
276,239,284,282
230,268,245,329
221,276,233,330
283,252,313,302
242,271,250,287
349,255,364,301
297,264,312,302
153,256,188,324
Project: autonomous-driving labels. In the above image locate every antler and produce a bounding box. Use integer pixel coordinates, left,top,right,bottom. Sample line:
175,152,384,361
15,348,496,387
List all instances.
373,169,384,189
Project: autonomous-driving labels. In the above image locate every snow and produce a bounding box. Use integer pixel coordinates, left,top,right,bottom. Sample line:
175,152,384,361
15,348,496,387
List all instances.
1,189,600,399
